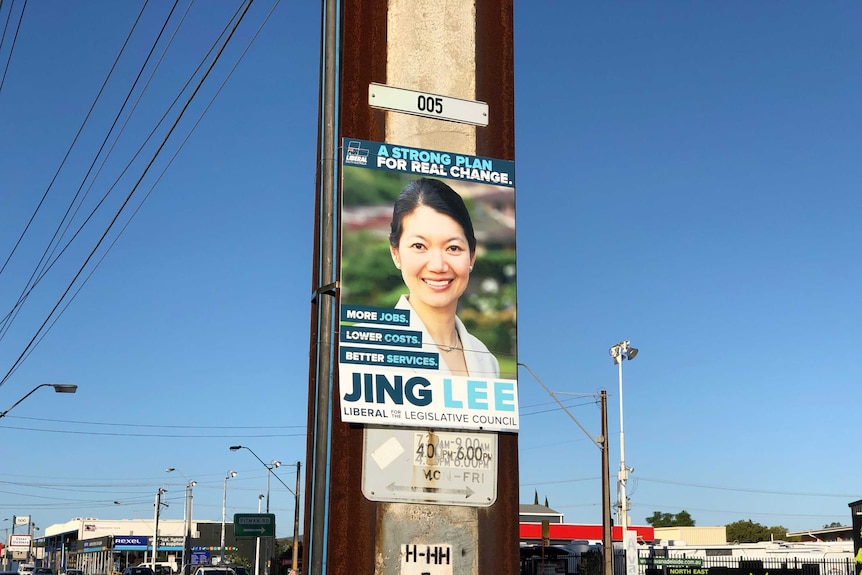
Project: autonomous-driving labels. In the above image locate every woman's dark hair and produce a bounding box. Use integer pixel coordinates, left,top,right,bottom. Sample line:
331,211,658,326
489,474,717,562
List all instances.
389,178,477,254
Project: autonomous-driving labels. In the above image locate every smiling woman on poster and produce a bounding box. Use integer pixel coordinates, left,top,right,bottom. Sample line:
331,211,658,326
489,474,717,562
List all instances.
388,177,500,379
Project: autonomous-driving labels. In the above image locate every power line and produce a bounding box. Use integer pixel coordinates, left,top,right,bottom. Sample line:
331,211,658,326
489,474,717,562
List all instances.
0,0,282,384
522,474,858,499
0,0,182,344
0,0,257,389
636,476,857,499
8,415,305,429
0,0,25,97
15,0,283,370
0,423,304,438
0,1,148,284
14,0,186,330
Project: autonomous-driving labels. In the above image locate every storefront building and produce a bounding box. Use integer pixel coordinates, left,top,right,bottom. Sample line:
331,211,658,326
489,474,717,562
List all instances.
41,518,250,575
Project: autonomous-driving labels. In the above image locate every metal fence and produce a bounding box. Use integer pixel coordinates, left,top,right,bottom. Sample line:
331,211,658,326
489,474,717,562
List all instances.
519,550,856,575
653,556,857,575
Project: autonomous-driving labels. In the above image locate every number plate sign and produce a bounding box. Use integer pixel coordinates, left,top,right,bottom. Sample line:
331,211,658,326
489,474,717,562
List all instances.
368,83,489,126
363,427,497,506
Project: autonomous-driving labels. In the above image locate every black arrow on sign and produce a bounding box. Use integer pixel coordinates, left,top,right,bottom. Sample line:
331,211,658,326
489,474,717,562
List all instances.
386,482,475,498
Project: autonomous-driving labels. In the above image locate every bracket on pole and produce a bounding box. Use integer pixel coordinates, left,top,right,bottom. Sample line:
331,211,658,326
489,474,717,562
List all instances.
312,281,339,302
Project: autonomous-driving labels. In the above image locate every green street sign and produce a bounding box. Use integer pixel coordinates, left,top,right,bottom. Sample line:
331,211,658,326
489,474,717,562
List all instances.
233,513,276,538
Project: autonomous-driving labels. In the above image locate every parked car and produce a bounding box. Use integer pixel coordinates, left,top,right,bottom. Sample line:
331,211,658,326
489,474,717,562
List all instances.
62,569,84,575
231,568,248,575
122,567,155,575
191,567,235,575
34,569,54,575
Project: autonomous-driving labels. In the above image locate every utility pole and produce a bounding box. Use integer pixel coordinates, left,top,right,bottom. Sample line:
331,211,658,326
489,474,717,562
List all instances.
521,364,614,575
306,1,517,573
152,489,166,571
601,391,614,575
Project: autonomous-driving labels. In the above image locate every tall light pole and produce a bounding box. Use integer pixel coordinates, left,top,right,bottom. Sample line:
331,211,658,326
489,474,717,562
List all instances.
255,494,264,575
220,471,237,565
609,341,638,540
2,518,9,570
166,468,196,575
0,383,78,418
229,446,301,575
263,461,280,575
184,480,196,574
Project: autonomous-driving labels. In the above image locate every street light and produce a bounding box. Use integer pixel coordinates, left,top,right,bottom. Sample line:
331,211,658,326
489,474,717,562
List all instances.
230,446,301,575
220,470,237,564
609,340,638,540
2,518,9,570
262,461,280,575
255,494,265,575
184,481,197,575
0,384,78,419
166,468,196,575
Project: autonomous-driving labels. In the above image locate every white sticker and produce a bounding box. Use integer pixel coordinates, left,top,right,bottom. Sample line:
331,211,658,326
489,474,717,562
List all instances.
371,435,405,469
400,543,453,575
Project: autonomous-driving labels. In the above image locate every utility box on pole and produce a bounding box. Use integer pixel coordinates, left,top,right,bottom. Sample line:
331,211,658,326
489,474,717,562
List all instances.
305,1,518,574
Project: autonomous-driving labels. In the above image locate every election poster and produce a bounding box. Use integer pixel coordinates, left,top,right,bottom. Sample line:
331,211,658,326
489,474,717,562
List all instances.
338,138,518,433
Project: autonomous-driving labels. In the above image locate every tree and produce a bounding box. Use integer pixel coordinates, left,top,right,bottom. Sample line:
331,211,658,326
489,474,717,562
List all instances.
645,510,696,527
823,522,843,528
225,553,249,568
725,520,787,543
675,511,695,527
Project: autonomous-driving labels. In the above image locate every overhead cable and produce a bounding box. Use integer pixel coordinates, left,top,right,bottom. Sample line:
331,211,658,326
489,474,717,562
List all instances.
0,0,257,389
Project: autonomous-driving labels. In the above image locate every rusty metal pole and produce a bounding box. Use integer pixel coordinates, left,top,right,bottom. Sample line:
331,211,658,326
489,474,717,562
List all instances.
306,0,516,573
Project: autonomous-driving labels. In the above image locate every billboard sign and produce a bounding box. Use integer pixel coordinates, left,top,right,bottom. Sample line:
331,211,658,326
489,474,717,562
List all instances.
9,534,31,550
157,535,183,550
83,538,108,552
113,535,148,550
339,138,518,432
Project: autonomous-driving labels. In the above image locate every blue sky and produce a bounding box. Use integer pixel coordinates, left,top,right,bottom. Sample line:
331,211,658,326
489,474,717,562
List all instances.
0,1,859,540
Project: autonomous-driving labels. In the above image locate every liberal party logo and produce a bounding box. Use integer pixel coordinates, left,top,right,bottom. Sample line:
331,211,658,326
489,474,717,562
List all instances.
345,140,369,165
